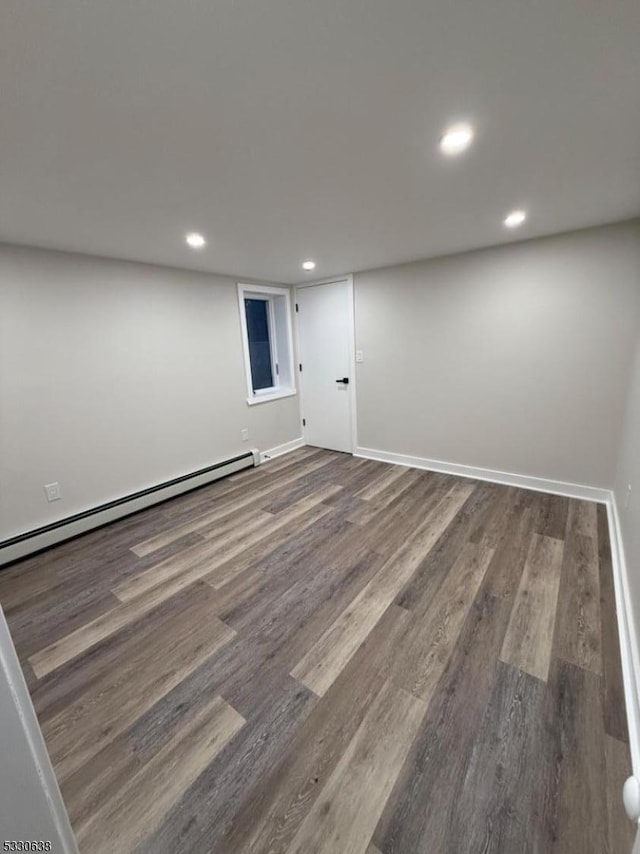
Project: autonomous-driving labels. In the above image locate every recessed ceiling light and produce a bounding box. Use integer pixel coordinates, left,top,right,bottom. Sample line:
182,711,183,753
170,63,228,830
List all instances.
439,123,474,156
503,210,527,228
185,232,206,249
302,260,316,271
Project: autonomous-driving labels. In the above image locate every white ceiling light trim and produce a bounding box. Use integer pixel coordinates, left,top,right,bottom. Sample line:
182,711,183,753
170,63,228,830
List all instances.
302,260,316,271
185,232,206,249
439,123,475,156
503,210,527,228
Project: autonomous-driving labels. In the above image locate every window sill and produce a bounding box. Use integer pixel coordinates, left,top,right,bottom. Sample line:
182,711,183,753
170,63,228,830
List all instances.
246,388,297,406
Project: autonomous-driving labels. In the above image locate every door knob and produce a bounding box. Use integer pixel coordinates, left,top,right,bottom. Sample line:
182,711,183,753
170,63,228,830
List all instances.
335,377,349,385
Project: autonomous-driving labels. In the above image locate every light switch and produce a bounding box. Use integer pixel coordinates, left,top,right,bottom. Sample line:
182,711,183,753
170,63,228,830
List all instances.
355,350,364,363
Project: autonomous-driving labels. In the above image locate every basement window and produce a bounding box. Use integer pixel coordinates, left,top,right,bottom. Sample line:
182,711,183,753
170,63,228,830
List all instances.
237,283,296,405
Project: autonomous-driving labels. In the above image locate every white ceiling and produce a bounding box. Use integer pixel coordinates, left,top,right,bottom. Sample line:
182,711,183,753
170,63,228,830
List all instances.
1,0,639,284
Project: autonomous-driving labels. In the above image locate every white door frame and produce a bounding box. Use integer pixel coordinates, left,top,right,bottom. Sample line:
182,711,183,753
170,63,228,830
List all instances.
294,274,358,454
0,607,78,852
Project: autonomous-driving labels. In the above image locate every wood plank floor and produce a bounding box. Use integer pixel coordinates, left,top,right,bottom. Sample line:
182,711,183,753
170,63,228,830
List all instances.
0,448,634,853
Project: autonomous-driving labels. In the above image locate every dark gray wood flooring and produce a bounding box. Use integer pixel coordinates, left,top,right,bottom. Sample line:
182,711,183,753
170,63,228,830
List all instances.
0,448,634,853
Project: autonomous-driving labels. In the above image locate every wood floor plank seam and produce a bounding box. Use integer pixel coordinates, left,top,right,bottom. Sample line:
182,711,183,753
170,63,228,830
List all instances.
130,455,341,557
115,484,343,602
218,604,413,854
394,541,496,703
284,679,427,854
42,607,237,782
346,468,423,527
553,524,602,675
290,481,476,697
74,694,245,854
500,533,564,682
29,495,343,678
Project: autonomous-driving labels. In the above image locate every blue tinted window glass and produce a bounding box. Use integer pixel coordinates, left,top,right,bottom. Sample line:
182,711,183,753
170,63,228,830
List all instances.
245,298,274,391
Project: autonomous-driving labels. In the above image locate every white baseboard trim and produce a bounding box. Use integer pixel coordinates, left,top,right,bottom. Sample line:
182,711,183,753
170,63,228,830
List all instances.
260,436,305,464
354,445,610,503
607,495,640,779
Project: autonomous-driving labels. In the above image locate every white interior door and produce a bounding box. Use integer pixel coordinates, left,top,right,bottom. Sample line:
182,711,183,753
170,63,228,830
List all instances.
296,279,353,453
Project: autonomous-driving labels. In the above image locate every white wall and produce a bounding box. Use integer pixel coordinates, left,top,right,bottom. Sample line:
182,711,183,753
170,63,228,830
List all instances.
0,245,301,539
354,220,640,489
0,607,77,851
615,332,640,681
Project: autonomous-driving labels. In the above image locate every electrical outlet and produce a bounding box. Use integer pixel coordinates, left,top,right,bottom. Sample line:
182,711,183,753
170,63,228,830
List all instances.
44,482,61,502
355,350,364,363
625,484,632,510
241,428,249,442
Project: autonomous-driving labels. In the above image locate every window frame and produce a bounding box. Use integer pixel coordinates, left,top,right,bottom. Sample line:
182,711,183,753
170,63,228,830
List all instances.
237,283,296,405
243,293,278,395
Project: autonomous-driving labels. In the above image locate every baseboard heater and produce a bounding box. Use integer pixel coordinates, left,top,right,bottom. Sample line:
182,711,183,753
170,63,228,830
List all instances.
0,449,260,568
